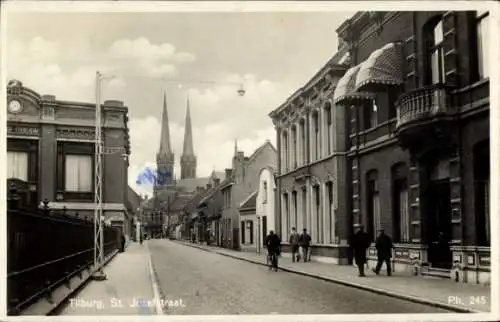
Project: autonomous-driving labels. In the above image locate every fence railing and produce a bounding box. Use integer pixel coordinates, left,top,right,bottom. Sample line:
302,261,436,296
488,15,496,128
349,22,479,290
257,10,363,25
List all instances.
6,184,120,315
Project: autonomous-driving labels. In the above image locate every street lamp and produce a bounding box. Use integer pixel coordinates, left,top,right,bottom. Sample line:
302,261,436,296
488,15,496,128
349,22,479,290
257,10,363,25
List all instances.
92,71,130,281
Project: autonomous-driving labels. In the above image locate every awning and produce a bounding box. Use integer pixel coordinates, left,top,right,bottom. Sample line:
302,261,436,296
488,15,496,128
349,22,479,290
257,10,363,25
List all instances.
333,64,375,105
355,42,404,92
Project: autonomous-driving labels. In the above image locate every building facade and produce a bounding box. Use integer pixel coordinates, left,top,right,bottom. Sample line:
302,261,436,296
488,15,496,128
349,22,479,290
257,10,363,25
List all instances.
333,11,490,284
6,79,132,237
254,166,277,254
220,141,277,250
269,49,352,264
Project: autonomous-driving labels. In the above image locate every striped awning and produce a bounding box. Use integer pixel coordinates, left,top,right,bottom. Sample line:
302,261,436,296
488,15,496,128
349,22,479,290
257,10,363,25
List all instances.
333,64,375,105
355,42,404,92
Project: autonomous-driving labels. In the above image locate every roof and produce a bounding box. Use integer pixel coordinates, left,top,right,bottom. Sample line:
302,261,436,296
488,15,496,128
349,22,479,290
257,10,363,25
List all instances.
246,141,277,165
238,190,258,211
169,196,191,212
127,186,142,211
176,172,224,192
184,190,208,213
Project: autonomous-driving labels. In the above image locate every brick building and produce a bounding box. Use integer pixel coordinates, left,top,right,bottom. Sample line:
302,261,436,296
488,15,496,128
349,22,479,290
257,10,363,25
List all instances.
220,141,277,250
269,47,353,264
6,79,133,237
333,11,490,283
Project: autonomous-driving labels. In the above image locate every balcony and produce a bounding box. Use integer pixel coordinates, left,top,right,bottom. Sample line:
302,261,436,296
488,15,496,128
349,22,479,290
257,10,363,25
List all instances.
395,84,455,150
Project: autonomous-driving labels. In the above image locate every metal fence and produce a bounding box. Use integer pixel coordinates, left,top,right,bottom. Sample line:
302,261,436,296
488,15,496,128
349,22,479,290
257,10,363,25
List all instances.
6,185,121,315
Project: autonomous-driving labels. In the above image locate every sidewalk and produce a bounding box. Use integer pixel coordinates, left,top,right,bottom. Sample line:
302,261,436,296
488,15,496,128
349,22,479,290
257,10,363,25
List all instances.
60,242,162,316
174,240,491,313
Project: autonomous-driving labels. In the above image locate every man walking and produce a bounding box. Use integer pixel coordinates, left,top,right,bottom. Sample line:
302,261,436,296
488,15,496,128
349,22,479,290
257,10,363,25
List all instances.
350,224,371,277
265,230,281,271
299,228,311,262
373,229,393,276
289,227,300,262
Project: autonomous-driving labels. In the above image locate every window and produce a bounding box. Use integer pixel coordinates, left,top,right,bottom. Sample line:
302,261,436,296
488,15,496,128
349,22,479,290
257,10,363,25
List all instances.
370,100,378,128
224,188,232,209
292,126,297,168
394,179,410,243
300,120,306,164
283,132,289,170
372,190,381,240
314,185,321,243
65,154,92,192
428,18,445,84
476,11,490,79
366,171,379,241
314,113,320,160
326,104,333,155
302,188,307,229
284,193,289,240
241,221,246,244
7,151,28,181
327,182,334,243
292,191,298,229
262,181,268,203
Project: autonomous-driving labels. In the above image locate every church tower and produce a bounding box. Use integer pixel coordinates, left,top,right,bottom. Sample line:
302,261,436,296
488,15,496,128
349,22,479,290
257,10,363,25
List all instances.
155,92,175,193
180,96,197,179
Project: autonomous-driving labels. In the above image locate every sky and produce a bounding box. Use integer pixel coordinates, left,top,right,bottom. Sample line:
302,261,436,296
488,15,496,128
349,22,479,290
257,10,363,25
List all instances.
6,10,355,197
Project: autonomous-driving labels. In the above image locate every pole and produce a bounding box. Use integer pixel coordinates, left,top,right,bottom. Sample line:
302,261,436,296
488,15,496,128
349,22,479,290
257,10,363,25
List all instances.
93,71,106,280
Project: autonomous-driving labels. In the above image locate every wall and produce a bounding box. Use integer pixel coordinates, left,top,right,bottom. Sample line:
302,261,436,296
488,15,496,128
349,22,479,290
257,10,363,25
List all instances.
256,167,277,235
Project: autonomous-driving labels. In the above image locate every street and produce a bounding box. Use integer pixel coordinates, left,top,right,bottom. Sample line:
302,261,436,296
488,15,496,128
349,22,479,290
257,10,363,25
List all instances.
149,240,451,315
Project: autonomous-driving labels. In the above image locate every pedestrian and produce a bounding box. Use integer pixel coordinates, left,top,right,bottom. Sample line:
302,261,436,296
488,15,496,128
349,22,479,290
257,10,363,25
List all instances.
140,232,143,245
120,233,126,252
289,227,300,262
206,229,211,246
350,224,371,277
299,228,311,262
373,229,393,276
265,230,281,271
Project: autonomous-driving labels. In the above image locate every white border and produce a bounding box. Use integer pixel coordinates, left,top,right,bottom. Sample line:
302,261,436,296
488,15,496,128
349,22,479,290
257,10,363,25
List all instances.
1,1,499,321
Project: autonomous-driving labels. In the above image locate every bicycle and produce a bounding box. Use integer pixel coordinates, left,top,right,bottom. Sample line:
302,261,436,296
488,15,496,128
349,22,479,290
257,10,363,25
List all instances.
267,251,279,271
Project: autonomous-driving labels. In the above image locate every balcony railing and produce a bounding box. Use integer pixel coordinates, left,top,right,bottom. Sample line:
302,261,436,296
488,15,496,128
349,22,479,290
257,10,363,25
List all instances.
396,84,451,129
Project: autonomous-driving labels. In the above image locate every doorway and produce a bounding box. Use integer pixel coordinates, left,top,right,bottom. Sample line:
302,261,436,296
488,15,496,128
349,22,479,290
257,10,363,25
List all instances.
426,179,452,269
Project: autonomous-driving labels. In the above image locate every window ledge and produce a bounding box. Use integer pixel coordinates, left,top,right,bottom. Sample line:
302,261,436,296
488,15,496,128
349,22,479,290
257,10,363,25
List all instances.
451,78,489,94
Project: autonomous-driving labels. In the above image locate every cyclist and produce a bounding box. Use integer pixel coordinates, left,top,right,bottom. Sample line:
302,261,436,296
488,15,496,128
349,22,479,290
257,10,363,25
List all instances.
265,230,281,271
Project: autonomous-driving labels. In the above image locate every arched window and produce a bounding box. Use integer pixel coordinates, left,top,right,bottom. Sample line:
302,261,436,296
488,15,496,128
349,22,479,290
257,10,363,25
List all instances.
282,131,288,171
300,119,307,164
325,102,333,155
391,162,409,243
291,126,297,169
313,111,320,160
425,16,445,84
366,170,379,241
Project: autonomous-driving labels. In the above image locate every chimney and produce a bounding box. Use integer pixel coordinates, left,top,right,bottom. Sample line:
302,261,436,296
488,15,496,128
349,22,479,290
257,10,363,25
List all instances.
214,178,221,186
206,183,212,190
225,168,232,180
237,151,244,160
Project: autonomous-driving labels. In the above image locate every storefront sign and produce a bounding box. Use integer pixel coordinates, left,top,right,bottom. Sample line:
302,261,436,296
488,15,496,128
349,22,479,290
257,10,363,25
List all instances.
7,125,39,136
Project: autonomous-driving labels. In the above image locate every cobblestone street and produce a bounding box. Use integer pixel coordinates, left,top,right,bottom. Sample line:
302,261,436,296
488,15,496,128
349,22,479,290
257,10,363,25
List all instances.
148,240,451,315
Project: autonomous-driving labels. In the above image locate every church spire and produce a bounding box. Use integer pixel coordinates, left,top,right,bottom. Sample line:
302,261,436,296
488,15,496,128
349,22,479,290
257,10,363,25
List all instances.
180,94,197,180
159,91,173,155
182,95,194,156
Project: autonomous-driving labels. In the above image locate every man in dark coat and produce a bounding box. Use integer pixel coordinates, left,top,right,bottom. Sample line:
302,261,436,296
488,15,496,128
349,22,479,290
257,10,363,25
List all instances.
299,228,312,262
265,230,281,271
373,229,393,276
289,227,300,262
350,224,371,277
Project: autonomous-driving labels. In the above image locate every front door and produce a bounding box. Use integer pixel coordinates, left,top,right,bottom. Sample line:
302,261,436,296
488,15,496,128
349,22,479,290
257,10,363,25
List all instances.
427,179,452,269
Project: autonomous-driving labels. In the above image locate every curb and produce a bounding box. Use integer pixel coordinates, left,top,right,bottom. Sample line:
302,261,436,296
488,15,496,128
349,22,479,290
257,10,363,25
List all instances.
174,241,483,314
